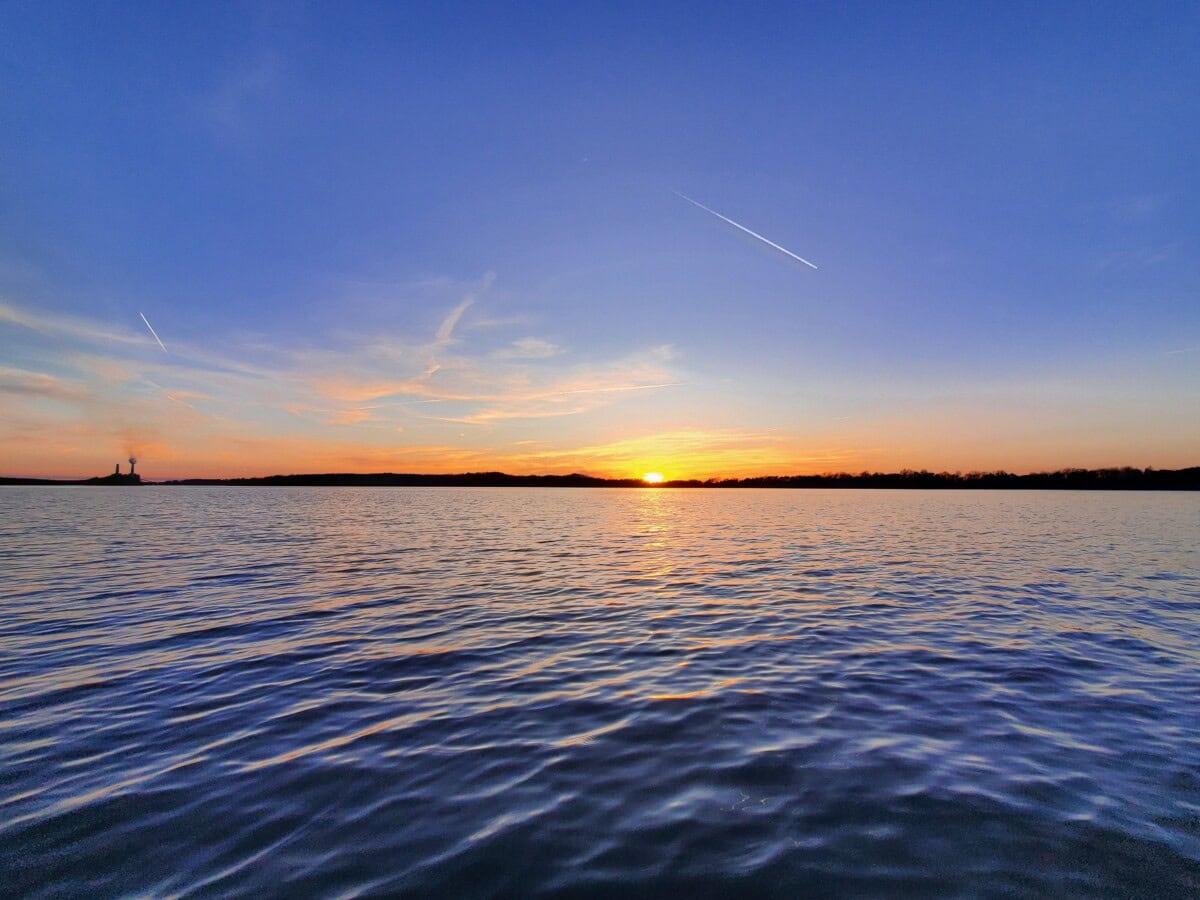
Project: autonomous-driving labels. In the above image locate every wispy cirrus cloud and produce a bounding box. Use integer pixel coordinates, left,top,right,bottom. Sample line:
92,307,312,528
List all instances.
0,301,150,350
435,296,476,345
0,366,91,402
309,343,679,423
493,337,564,360
0,278,688,477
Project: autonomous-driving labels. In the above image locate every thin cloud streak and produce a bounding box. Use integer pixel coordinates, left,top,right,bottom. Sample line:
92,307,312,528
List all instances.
554,381,681,397
435,271,495,345
0,301,144,348
399,381,683,425
435,297,474,344
494,337,563,360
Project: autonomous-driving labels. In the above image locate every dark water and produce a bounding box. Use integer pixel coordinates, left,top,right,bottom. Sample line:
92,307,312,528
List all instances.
2,487,1198,897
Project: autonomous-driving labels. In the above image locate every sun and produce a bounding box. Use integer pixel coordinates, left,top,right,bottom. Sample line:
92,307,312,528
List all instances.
642,472,664,484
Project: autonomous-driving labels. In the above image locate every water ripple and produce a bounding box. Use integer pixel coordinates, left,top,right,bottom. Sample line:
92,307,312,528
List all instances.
1,487,1198,897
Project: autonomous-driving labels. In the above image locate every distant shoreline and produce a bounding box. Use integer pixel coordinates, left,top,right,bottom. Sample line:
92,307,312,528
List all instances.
2,467,1198,490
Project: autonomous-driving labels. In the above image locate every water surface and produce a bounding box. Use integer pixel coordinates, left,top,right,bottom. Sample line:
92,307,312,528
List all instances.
2,487,1198,896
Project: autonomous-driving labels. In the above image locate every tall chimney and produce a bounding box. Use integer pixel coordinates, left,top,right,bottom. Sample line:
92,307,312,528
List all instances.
115,463,121,475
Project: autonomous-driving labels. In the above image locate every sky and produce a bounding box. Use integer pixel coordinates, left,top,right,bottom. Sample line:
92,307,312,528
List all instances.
1,1,1197,480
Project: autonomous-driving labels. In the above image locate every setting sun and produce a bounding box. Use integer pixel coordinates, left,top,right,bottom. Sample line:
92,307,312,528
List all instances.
642,472,664,484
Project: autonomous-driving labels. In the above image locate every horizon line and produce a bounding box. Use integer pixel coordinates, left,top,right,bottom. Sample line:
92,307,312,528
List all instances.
3,464,1197,487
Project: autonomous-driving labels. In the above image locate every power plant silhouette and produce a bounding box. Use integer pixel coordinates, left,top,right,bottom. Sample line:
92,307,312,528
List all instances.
96,457,142,485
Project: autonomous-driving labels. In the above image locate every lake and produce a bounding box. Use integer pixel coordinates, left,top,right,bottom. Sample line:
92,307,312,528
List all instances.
2,487,1198,896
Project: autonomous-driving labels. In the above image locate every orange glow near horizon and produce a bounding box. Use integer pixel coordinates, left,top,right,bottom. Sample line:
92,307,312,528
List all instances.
5,428,1198,483
2,296,1196,484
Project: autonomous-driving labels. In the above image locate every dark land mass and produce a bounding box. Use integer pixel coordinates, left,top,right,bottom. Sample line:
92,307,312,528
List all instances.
4,466,1198,489
1,473,143,486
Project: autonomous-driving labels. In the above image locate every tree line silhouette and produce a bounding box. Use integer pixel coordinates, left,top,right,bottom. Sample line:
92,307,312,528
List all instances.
4,466,1197,489
159,465,1197,489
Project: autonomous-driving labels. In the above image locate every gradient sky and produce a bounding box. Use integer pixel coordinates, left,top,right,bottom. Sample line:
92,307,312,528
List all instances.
2,1,1197,480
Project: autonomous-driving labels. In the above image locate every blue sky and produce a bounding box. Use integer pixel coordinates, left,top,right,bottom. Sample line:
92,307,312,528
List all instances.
1,1,1197,478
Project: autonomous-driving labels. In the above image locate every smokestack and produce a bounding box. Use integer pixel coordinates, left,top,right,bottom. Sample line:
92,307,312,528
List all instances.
115,463,120,475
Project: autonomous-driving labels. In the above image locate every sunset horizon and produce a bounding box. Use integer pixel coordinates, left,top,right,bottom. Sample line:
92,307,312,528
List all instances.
3,3,1198,896
2,4,1196,484
6,462,1197,490
7,450,1200,485
3,284,1196,482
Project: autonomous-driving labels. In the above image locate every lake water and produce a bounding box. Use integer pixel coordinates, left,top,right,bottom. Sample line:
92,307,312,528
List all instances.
2,487,1198,897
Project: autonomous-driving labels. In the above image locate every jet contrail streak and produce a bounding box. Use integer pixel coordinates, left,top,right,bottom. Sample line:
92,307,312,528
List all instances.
139,312,167,353
675,192,817,269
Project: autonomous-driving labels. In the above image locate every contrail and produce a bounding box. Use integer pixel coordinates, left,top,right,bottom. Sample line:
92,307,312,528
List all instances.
675,191,817,269
139,312,167,353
